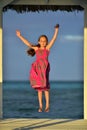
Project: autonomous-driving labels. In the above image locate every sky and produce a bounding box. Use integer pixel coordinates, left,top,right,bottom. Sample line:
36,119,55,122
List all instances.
3,9,84,81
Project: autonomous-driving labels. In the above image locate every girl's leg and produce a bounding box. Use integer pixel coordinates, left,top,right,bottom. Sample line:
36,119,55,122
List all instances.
38,90,43,112
44,90,50,112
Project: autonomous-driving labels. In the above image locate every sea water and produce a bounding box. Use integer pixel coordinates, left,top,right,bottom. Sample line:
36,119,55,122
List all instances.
3,81,83,119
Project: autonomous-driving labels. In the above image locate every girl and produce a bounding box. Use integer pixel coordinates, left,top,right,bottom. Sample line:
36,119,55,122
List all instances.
16,24,59,112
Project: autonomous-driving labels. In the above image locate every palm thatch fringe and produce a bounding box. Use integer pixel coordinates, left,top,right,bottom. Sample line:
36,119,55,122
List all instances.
3,5,84,13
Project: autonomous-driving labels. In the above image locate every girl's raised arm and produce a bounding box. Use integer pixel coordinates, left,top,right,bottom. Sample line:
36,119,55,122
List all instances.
46,24,59,50
16,30,37,50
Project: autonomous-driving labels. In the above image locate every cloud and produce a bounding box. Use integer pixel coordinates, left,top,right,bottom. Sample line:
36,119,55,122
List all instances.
63,35,83,42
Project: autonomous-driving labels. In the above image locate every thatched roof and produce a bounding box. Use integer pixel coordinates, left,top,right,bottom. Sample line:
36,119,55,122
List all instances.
3,5,84,13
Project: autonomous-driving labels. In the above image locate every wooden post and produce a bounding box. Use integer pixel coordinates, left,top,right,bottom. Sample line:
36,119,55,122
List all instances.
84,6,87,120
0,83,2,118
0,8,2,118
0,8,2,83
0,0,15,119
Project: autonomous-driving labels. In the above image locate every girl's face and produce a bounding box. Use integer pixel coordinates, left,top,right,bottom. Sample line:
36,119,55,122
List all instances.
38,37,48,47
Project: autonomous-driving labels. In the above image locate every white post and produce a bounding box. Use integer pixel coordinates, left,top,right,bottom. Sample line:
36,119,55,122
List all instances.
0,7,3,118
84,7,87,120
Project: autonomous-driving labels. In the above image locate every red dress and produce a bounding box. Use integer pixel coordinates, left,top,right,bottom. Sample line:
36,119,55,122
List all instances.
29,48,50,91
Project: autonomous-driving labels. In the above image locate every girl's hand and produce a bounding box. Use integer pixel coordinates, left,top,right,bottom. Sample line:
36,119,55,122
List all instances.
16,30,21,37
55,24,59,29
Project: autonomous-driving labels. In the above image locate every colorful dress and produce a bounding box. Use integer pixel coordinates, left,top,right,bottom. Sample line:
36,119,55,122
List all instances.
29,48,50,91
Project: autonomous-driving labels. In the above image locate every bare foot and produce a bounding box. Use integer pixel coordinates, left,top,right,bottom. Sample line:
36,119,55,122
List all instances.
44,108,49,112
38,108,42,112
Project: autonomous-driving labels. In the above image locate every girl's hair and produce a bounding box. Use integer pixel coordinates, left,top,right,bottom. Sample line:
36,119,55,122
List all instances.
27,35,48,57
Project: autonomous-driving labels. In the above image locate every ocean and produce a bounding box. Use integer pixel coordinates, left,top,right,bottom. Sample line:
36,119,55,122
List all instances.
2,81,83,119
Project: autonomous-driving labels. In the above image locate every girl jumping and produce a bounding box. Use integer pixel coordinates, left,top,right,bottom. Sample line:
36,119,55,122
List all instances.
16,24,59,112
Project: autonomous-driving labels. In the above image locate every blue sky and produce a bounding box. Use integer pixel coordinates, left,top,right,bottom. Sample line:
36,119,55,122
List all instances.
3,10,84,81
